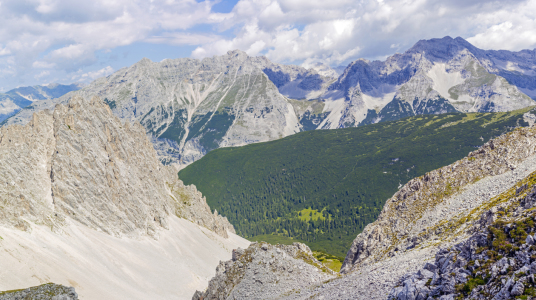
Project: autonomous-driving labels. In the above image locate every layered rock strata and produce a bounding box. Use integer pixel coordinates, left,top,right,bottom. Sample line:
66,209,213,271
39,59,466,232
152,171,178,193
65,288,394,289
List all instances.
0,94,234,238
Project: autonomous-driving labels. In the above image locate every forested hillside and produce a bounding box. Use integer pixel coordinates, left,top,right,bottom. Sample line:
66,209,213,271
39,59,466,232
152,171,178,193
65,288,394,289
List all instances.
179,108,535,256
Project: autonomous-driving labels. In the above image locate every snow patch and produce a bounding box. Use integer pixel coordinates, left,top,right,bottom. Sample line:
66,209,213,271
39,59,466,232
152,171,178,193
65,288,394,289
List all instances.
427,63,464,100
0,98,20,115
362,92,396,111
319,98,346,129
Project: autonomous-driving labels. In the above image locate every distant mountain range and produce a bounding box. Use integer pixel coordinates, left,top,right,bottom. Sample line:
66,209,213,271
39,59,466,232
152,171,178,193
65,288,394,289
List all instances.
3,36,535,167
0,83,82,122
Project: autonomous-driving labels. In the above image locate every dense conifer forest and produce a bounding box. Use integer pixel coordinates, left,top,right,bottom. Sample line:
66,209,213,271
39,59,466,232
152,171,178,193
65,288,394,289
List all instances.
179,108,534,256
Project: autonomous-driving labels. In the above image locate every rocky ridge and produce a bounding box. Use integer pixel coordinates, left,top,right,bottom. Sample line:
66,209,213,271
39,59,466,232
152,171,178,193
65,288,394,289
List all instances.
193,122,536,299
192,242,335,300
389,171,536,299
0,283,78,300
0,94,234,238
341,125,536,274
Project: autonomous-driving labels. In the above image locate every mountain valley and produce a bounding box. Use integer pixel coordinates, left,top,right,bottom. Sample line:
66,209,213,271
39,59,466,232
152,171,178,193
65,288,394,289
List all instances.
2,36,536,300
193,112,536,299
179,107,536,256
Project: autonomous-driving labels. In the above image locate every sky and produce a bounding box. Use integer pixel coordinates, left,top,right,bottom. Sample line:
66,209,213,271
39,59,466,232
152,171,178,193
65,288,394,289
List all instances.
0,0,536,91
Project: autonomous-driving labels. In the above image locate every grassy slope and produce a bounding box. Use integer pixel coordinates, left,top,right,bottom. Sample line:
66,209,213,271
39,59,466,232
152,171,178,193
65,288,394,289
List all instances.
179,108,534,256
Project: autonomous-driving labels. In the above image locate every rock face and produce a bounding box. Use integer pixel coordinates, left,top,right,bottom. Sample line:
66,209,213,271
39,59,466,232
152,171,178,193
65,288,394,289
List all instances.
0,94,234,238
4,37,536,167
0,95,249,299
0,83,81,123
389,178,536,299
192,242,335,300
0,283,78,300
3,52,334,168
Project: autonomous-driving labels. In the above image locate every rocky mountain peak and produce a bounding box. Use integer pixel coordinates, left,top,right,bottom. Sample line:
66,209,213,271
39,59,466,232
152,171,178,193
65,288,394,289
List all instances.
407,36,478,61
225,49,249,59
0,94,234,238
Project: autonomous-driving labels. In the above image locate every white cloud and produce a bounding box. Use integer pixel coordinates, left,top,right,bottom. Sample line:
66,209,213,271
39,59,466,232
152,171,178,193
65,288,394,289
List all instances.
36,0,58,14
32,61,55,68
466,0,536,50
145,32,219,46
246,40,266,56
0,0,535,90
0,0,220,80
193,0,536,66
34,70,50,79
71,66,114,82
0,47,11,56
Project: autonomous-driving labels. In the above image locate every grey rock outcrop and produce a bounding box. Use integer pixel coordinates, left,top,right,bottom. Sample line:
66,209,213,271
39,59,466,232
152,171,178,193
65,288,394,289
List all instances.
388,192,536,300
0,283,77,300
0,94,234,238
192,242,335,300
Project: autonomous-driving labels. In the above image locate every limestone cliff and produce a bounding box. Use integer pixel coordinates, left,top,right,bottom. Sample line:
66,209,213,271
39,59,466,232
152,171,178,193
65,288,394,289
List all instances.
0,94,234,238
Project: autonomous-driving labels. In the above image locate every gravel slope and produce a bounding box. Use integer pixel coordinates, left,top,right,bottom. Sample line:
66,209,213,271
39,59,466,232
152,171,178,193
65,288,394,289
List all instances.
0,216,249,300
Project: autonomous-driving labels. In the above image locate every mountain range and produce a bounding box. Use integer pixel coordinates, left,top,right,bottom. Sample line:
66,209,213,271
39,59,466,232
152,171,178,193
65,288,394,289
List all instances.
3,36,536,168
0,83,82,122
5,94,536,299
